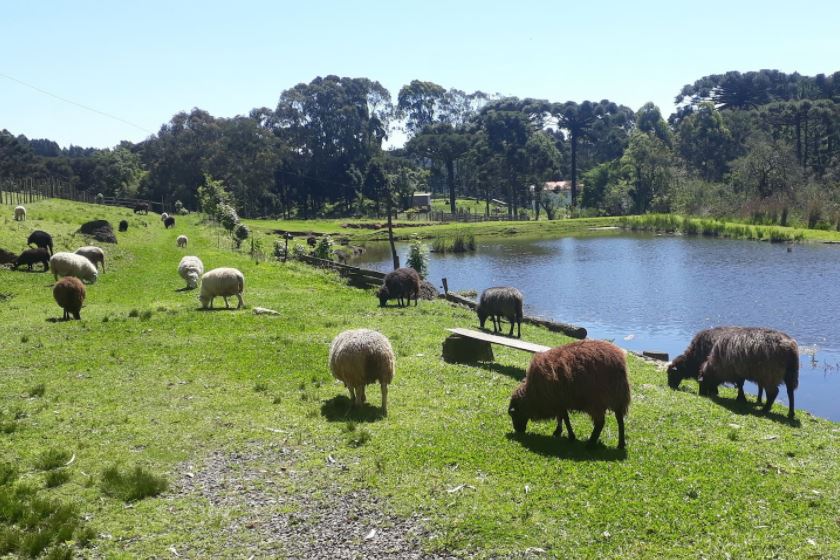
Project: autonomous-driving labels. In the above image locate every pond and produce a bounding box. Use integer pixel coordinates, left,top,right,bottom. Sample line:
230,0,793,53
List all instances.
352,233,840,421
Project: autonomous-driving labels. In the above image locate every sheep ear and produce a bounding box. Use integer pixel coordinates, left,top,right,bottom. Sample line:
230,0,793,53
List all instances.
508,406,516,413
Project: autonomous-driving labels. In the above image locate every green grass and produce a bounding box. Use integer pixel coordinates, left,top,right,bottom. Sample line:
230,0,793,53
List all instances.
1,198,839,558
618,214,831,243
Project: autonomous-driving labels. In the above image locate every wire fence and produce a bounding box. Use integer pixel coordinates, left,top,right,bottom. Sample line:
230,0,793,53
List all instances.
0,177,166,213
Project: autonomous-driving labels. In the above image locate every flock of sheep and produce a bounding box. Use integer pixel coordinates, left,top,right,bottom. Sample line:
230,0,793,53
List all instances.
8,205,801,451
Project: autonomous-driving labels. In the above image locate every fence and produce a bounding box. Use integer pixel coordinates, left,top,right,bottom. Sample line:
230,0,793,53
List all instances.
396,210,531,223
294,254,386,289
0,177,166,213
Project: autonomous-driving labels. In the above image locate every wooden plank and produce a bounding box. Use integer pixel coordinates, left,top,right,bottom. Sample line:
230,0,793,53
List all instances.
446,328,551,354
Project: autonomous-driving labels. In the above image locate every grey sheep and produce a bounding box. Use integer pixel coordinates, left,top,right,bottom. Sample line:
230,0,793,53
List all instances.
329,329,395,414
477,287,523,338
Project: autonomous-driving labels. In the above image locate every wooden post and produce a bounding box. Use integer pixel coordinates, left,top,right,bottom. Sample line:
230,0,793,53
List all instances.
442,277,449,295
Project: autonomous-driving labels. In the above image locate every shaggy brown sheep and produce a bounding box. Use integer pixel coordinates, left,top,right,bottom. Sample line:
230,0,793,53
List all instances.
53,276,86,320
509,340,630,449
14,248,50,271
119,220,129,232
377,267,420,308
669,327,763,402
699,327,799,419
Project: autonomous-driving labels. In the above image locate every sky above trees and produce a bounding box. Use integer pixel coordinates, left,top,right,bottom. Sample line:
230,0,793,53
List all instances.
2,0,839,149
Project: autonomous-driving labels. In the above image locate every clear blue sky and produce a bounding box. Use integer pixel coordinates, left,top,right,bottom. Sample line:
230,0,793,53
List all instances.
2,0,838,149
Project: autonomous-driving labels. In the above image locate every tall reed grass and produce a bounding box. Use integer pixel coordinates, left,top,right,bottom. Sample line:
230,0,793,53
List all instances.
619,215,806,243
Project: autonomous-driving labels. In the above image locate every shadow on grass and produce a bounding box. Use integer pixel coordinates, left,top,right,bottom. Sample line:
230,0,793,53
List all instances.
175,286,196,293
709,395,801,427
320,395,386,423
506,432,628,462
195,307,244,312
483,362,525,381
45,317,76,323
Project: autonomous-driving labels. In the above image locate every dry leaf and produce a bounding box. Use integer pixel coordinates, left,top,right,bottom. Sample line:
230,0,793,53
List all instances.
364,529,377,540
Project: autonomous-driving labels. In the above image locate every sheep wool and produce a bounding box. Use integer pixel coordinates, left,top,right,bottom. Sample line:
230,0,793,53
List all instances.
477,286,524,338
176,235,188,248
509,340,630,449
49,252,98,284
160,212,169,221
74,246,106,271
329,329,395,413
53,276,86,320
178,256,204,290
27,230,54,256
199,267,244,309
377,267,420,307
14,206,26,221
14,248,50,271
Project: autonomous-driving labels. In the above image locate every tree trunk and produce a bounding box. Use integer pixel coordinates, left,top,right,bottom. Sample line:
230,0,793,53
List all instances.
446,158,456,214
570,133,578,208
387,198,399,270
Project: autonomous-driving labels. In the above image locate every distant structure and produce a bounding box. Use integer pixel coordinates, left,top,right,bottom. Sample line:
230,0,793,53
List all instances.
412,192,431,211
544,181,578,207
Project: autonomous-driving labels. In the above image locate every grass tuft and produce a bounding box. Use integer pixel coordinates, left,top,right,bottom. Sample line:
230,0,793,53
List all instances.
44,470,71,489
27,383,45,398
346,427,371,447
100,464,168,502
34,449,71,471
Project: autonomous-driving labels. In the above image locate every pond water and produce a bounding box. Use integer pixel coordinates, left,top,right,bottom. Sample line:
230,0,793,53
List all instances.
352,233,840,421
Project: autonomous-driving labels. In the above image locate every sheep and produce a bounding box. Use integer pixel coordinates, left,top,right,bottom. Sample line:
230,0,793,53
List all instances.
14,248,50,272
49,252,98,284
477,287,524,338
176,235,188,248
328,328,395,414
14,206,26,221
0,248,17,266
698,327,799,419
377,267,420,308
508,340,631,449
668,327,763,402
178,256,204,290
27,230,53,256
164,216,175,229
160,212,169,221
198,267,244,309
74,246,105,271
133,202,149,214
118,220,128,232
53,276,86,320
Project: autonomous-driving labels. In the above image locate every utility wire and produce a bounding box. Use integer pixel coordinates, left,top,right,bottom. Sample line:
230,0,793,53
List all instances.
0,71,154,134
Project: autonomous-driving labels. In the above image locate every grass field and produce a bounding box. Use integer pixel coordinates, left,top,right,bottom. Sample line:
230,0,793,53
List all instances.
1,199,838,558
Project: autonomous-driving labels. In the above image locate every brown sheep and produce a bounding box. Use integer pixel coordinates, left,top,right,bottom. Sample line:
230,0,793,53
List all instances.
377,267,420,307
669,327,763,402
53,276,86,320
699,327,799,419
508,340,630,449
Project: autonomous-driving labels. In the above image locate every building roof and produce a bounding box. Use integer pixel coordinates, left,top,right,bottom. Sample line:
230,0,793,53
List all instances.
544,180,582,193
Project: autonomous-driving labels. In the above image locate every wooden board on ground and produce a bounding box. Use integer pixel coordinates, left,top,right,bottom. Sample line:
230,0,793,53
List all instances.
446,328,551,354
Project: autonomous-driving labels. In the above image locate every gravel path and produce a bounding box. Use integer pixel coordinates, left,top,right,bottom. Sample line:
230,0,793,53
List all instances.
173,443,459,559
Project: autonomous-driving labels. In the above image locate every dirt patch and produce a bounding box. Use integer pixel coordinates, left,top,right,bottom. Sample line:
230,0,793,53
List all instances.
173,445,457,559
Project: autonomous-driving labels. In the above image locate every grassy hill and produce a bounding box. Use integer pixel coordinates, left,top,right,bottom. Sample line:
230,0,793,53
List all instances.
0,199,838,558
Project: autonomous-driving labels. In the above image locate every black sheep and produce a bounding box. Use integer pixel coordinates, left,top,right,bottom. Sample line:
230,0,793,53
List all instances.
377,268,420,307
133,202,149,214
164,216,175,229
27,230,54,256
14,248,50,271
118,220,128,232
477,287,524,338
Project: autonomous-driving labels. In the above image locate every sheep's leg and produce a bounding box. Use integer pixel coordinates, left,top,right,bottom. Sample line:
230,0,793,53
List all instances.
560,411,575,441
348,386,356,405
516,320,521,339
587,412,605,448
616,413,626,449
381,383,388,414
553,416,563,437
236,294,244,309
786,384,795,419
761,385,779,415
358,385,367,404
508,317,515,337
736,380,747,402
756,386,764,404
223,296,230,309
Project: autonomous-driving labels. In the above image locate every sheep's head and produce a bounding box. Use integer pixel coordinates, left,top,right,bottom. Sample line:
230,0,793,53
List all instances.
186,272,199,289
667,355,688,389
476,304,488,330
377,286,389,307
88,270,99,284
697,361,720,396
508,394,528,433
198,294,210,309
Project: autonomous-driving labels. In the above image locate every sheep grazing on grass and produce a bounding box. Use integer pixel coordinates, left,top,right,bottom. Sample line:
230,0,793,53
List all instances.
199,267,244,309
377,267,420,307
118,220,128,232
49,252,98,284
176,235,188,248
74,246,105,271
329,329,395,414
0,248,17,266
14,206,26,221
133,202,149,214
669,326,763,402
477,287,524,338
508,340,631,449
14,248,50,271
164,216,175,229
27,230,53,256
699,327,799,419
53,276,86,320
178,256,204,290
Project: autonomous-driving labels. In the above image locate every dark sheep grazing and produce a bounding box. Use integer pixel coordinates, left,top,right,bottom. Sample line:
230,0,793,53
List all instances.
0,248,17,266
53,276,86,321
133,202,149,214
509,340,630,449
118,220,128,232
14,248,50,271
699,327,799,419
27,230,54,256
377,267,421,307
477,287,524,338
164,216,175,229
669,326,763,402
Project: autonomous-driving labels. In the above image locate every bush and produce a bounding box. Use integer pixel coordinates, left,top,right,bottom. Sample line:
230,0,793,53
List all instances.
100,464,168,502
234,223,250,248
313,235,334,260
406,235,429,278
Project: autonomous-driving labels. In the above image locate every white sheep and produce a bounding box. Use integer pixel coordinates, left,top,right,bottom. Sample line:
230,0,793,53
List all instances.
176,235,188,248
329,329,395,414
198,267,244,309
160,212,169,221
49,252,98,284
178,255,204,290
14,206,26,221
74,246,105,271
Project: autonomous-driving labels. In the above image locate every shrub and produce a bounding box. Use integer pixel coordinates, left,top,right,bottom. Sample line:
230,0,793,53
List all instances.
406,235,429,279
234,223,250,248
27,384,45,398
313,235,334,260
100,464,168,502
44,470,71,489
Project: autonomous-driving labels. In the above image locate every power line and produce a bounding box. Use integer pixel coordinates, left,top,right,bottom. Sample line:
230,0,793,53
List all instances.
0,72,154,134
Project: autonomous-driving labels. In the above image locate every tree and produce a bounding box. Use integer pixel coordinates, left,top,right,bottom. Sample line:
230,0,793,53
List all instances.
365,160,399,269
676,102,733,181
620,131,675,213
525,131,562,219
730,135,802,198
636,103,672,146
405,123,472,213
397,80,447,137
